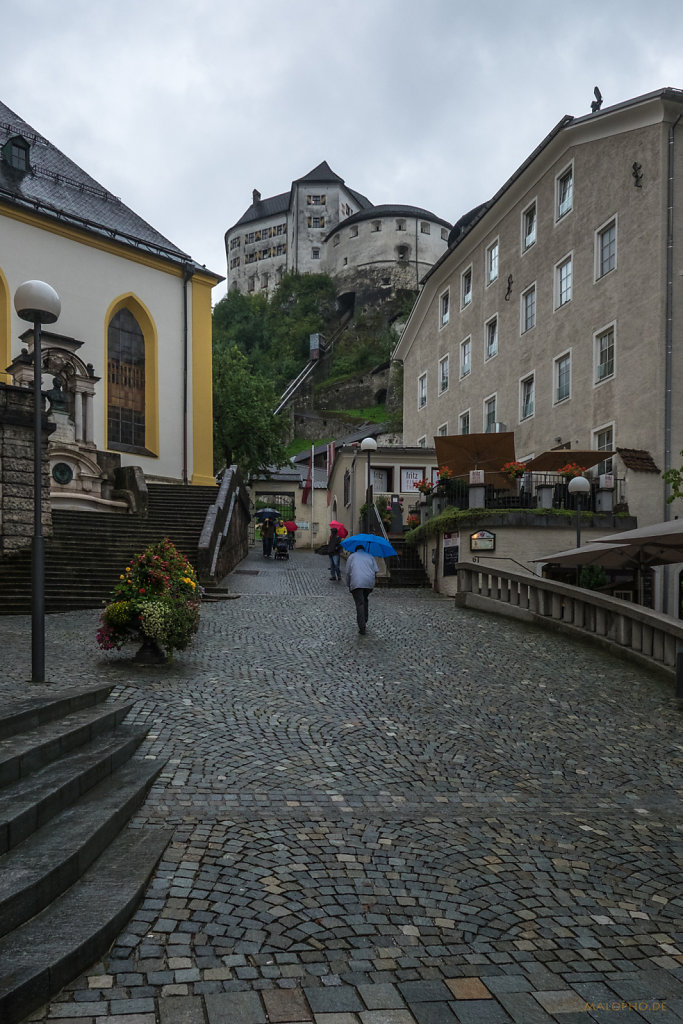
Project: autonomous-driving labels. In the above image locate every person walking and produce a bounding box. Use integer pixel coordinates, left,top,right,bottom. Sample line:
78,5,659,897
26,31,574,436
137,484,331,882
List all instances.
345,544,378,634
261,518,275,558
327,526,342,581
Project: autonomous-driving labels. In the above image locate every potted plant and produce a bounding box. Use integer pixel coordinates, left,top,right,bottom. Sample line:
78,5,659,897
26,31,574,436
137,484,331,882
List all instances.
415,478,434,498
500,460,527,482
96,538,201,663
558,462,587,480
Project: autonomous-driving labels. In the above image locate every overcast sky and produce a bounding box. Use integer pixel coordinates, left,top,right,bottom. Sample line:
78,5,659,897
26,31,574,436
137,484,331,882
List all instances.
3,0,683,301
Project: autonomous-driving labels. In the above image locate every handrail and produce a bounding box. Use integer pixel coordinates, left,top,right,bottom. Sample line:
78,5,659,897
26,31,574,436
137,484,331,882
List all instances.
273,320,348,415
197,465,248,583
454,561,683,677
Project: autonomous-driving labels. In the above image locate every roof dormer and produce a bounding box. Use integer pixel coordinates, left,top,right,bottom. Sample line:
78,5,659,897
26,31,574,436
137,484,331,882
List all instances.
2,134,31,172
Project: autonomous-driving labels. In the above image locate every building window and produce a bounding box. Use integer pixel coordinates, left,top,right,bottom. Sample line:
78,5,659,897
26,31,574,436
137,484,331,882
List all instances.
554,352,571,403
594,424,614,474
520,374,535,420
439,355,449,393
372,220,382,232
397,244,409,261
418,373,427,409
107,309,145,451
460,337,471,378
350,225,358,237
417,436,427,448
555,255,573,307
596,218,617,278
248,277,255,292
522,201,536,250
310,216,325,228
595,324,615,382
396,219,406,231
521,285,536,333
486,240,499,284
437,422,448,436
440,289,450,327
312,247,320,259
556,165,573,219
485,316,498,360
421,222,431,234
459,410,470,435
484,395,497,433
441,228,448,241
461,266,473,308
333,234,340,246
307,194,326,205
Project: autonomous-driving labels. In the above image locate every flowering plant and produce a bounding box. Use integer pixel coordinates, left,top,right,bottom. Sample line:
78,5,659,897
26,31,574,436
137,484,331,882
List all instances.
558,462,587,480
96,538,201,659
406,513,420,528
415,478,434,496
436,465,453,482
500,460,528,481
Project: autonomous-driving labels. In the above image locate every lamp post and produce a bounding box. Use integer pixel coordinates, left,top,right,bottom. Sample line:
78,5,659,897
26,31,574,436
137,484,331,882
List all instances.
14,281,61,683
568,474,591,585
360,437,377,532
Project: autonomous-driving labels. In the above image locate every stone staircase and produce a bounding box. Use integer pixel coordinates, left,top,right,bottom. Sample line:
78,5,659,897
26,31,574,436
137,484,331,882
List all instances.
379,537,431,588
0,682,170,1024
0,482,217,615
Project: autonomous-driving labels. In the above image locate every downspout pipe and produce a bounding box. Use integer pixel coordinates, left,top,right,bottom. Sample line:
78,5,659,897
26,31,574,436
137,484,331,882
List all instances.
182,263,193,486
662,112,681,615
664,113,681,511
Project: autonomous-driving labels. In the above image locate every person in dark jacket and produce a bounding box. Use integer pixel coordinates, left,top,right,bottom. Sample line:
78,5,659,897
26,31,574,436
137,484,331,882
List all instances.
261,518,275,558
327,526,342,581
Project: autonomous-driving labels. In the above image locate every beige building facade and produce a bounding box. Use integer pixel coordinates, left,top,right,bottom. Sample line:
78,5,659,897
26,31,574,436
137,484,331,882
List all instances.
394,88,683,530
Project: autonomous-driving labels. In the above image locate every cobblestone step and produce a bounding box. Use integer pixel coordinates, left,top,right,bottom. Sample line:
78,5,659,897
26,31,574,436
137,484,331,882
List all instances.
0,683,113,741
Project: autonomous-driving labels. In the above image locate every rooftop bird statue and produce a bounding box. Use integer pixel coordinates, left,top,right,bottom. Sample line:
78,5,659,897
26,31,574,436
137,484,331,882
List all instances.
591,86,603,113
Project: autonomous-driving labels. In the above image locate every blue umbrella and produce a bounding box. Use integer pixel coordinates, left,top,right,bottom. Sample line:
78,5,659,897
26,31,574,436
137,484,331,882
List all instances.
340,533,397,558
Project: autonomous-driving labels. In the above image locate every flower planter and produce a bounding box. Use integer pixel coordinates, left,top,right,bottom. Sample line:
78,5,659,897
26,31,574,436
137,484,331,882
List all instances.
133,636,168,665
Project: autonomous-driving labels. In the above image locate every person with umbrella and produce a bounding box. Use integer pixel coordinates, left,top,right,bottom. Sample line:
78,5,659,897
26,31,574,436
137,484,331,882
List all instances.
261,518,275,558
327,526,343,581
284,519,298,550
344,543,379,634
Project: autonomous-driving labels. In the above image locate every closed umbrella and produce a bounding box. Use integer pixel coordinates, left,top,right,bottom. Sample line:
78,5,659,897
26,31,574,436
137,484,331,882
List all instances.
340,533,397,558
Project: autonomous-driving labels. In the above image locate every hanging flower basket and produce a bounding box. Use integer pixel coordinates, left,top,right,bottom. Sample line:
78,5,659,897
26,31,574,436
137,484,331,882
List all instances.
415,478,434,497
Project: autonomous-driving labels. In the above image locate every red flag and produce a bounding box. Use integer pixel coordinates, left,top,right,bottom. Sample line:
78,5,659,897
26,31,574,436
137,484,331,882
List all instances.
302,447,313,504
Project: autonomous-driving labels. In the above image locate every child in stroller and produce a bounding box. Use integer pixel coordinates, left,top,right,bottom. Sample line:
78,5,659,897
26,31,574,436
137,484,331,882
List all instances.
274,520,289,560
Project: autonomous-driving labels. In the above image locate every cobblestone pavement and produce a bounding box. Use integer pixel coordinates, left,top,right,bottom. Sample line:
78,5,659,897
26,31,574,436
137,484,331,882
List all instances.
2,546,682,1024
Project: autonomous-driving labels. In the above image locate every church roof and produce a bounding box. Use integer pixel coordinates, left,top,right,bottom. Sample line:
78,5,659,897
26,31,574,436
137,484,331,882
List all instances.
0,100,217,275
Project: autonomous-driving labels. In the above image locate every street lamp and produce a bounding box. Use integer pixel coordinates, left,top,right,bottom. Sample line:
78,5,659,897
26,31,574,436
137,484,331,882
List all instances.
568,475,591,548
360,437,377,532
14,280,61,683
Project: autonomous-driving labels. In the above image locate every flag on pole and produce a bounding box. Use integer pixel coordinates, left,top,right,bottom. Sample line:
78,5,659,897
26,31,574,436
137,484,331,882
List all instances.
302,445,314,504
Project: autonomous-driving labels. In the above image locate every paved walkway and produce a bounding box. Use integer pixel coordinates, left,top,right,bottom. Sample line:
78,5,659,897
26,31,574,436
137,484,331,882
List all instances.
2,547,682,1024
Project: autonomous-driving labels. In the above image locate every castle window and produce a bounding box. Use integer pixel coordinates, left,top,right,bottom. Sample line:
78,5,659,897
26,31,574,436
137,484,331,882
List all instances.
372,221,382,232
420,222,431,234
396,219,406,231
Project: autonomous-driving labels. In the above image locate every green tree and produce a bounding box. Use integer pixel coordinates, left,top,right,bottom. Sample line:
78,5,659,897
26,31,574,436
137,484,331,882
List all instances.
663,453,683,502
212,345,287,478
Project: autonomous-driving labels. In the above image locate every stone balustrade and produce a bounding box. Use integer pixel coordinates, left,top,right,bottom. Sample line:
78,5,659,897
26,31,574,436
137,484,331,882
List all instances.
454,561,683,678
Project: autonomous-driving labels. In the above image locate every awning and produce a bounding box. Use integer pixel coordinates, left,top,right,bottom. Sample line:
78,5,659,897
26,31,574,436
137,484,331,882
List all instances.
524,450,615,472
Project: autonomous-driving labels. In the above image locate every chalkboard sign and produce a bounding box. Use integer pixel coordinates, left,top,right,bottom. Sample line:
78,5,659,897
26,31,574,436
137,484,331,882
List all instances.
443,545,459,576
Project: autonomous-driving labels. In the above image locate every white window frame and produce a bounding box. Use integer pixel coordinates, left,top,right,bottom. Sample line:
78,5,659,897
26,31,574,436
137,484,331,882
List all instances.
439,288,450,328
417,435,427,448
311,247,320,260
522,200,537,251
460,336,471,379
595,215,617,280
553,350,572,404
519,373,535,421
554,253,573,309
556,162,574,221
438,354,450,394
418,372,427,410
593,422,615,474
437,422,448,436
594,322,616,384
459,409,470,435
483,394,497,433
486,239,499,285
485,314,498,361
521,283,536,334
461,265,473,308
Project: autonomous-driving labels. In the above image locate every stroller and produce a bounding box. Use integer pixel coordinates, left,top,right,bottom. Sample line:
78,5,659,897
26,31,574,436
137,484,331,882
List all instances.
274,533,289,560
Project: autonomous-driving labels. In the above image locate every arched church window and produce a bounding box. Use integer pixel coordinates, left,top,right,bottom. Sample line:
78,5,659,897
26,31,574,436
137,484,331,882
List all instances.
108,308,145,450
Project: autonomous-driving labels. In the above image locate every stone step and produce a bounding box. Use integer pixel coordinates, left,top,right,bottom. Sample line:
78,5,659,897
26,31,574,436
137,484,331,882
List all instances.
0,825,172,1024
0,727,148,854
0,701,134,788
0,756,163,937
0,684,113,742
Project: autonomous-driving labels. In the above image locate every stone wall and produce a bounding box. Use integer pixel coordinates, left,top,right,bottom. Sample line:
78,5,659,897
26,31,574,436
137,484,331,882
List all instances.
0,383,53,555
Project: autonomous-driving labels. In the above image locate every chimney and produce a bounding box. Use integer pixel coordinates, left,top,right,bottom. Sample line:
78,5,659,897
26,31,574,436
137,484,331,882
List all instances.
252,189,261,204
